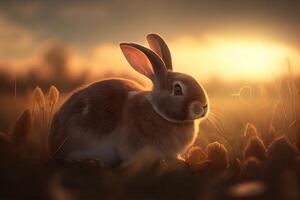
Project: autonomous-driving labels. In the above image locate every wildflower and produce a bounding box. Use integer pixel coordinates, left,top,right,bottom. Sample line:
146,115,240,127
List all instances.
186,146,208,166
264,136,299,178
48,85,60,108
206,142,229,171
34,86,45,109
267,136,298,163
244,123,258,142
240,157,261,180
243,136,266,161
10,109,32,146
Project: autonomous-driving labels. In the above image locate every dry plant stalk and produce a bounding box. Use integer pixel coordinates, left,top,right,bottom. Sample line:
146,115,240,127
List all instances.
186,146,208,166
206,141,229,171
243,136,266,161
205,118,237,157
34,86,46,125
48,85,59,108
33,86,55,157
240,157,261,180
273,78,290,135
34,87,46,110
286,58,300,145
244,123,258,143
48,85,60,127
14,74,17,116
10,109,32,148
268,100,280,139
267,136,298,162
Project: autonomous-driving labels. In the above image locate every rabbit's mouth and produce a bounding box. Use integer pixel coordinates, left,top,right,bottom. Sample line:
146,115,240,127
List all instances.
188,101,208,120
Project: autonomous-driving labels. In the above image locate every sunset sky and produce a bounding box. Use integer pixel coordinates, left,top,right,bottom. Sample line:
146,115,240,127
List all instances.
1,0,300,81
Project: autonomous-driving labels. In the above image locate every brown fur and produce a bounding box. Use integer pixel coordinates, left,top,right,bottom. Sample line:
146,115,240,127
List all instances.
117,92,196,161
49,78,144,156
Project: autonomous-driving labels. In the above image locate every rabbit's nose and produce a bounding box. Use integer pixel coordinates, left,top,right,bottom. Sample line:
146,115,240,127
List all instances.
189,101,207,119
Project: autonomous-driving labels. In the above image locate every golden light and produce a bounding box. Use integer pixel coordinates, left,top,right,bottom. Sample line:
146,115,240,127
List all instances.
5,35,299,83
171,36,300,81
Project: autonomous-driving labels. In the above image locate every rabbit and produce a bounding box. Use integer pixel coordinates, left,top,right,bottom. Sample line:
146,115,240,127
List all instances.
49,34,209,166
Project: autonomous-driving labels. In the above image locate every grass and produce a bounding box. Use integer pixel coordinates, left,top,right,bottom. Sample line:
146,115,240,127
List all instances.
0,64,300,199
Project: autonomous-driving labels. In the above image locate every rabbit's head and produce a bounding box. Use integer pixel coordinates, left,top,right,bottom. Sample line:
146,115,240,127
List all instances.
120,34,208,122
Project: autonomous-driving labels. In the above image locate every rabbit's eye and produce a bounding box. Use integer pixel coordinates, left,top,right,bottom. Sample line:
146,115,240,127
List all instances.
174,83,183,95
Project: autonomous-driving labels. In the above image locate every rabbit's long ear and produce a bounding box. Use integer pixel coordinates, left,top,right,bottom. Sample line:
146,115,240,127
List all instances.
120,43,168,89
146,34,172,71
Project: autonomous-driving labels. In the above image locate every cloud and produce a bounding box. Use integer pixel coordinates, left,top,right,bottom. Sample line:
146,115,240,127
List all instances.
0,0,300,48
8,1,43,18
59,2,109,21
0,0,299,80
0,15,35,60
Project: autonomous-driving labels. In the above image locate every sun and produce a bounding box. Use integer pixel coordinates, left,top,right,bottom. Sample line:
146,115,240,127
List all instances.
215,40,287,78
171,37,300,81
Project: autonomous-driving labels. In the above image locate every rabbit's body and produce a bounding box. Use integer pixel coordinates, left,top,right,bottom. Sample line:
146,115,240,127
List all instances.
50,78,198,164
50,79,143,163
50,34,208,165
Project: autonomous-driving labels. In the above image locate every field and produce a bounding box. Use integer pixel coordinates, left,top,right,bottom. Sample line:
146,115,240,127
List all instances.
0,68,299,200
1,1,300,199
